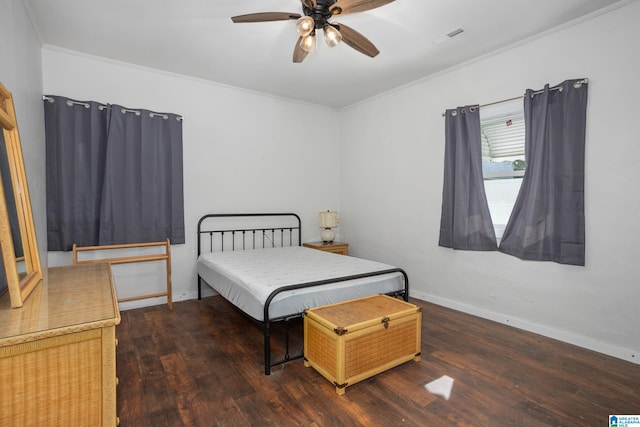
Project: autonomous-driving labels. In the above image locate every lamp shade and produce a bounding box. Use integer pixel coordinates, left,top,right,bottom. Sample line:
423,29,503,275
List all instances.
296,16,314,36
319,211,339,228
300,33,316,52
324,25,342,48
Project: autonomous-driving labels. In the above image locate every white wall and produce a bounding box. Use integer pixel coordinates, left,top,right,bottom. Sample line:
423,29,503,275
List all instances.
0,0,46,269
42,48,341,308
339,2,640,363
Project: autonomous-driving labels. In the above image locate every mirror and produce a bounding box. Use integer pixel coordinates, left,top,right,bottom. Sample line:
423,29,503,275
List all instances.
0,81,42,308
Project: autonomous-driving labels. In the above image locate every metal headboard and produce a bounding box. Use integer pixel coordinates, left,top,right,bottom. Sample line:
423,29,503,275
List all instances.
197,212,301,254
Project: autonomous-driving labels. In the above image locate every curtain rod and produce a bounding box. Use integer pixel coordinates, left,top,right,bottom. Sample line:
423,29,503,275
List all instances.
441,79,588,117
42,95,183,121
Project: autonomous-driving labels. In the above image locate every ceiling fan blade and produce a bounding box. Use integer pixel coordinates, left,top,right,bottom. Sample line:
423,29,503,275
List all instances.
334,23,379,57
330,0,395,15
231,12,301,23
293,37,310,63
301,0,316,9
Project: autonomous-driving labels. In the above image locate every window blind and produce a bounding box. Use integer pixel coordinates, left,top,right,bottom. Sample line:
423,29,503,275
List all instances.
481,114,525,160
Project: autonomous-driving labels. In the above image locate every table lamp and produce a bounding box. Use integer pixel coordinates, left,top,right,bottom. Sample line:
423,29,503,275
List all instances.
319,210,339,244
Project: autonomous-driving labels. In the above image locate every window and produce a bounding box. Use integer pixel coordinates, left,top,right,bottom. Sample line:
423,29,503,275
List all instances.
440,79,587,264
480,102,525,241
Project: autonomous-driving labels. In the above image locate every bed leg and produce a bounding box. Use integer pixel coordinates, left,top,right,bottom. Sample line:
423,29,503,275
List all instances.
284,318,290,361
264,322,271,375
198,276,202,300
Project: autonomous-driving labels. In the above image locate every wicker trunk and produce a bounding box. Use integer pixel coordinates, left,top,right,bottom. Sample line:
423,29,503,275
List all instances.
303,294,421,395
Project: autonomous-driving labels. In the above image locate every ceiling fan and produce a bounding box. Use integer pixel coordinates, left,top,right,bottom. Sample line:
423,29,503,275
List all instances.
231,0,395,63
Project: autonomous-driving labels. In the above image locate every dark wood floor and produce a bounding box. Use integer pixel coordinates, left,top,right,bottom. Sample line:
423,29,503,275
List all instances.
116,296,639,426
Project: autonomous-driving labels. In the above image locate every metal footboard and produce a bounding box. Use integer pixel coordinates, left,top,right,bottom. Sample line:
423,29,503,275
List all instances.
262,268,409,374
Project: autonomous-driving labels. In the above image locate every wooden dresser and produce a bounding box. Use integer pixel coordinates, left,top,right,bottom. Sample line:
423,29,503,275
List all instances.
0,263,121,426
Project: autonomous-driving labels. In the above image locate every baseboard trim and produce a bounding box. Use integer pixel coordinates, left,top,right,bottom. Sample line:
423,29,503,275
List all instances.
410,290,639,365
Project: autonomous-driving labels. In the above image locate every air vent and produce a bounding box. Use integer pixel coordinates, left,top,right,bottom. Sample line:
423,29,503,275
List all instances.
447,28,464,38
433,27,465,45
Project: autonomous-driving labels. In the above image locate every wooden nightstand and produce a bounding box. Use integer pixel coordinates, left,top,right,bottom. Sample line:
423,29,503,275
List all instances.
303,241,349,256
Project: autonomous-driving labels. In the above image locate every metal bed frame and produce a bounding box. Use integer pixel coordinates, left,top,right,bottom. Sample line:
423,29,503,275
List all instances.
197,213,409,375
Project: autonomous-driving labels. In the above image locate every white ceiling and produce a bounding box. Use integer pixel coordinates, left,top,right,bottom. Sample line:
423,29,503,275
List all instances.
24,0,629,109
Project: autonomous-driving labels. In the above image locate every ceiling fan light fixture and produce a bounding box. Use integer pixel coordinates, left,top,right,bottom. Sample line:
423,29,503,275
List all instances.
324,25,342,48
230,0,395,63
300,33,316,52
296,16,315,36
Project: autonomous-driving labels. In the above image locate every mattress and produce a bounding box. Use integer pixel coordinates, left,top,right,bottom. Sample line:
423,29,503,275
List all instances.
197,246,404,321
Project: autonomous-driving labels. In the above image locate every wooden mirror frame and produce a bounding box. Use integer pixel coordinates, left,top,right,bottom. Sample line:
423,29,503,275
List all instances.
0,82,42,308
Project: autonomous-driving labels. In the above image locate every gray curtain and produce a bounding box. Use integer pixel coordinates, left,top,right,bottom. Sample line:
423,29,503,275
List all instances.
499,79,588,265
44,96,185,250
439,105,497,250
45,97,109,250
99,105,185,245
